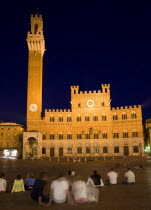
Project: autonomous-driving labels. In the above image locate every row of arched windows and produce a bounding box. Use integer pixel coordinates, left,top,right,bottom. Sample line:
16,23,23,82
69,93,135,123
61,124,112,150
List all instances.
47,130,138,140
50,112,137,122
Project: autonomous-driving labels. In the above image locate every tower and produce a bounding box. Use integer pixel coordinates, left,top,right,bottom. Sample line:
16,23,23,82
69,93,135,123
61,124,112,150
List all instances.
26,13,45,130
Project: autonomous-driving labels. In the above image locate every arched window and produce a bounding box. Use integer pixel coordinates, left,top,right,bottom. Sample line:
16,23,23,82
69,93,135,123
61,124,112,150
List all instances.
86,147,91,154
67,115,72,122
94,146,99,154
50,133,55,140
77,147,82,154
50,116,55,122
77,133,82,139
77,115,81,122
114,146,119,153
114,130,119,138
85,115,90,121
122,113,127,120
102,114,107,121
131,112,137,119
123,131,128,138
58,133,63,140
85,132,90,139
102,131,107,139
58,115,63,122
113,114,118,120
132,129,138,138
103,147,108,153
67,147,72,154
94,132,99,139
43,133,46,140
67,133,72,139
93,114,98,121
42,148,46,154
133,146,139,153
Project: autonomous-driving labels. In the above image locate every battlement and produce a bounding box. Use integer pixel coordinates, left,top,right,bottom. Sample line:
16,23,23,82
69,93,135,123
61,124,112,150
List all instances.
45,109,71,113
79,90,102,94
31,14,42,20
111,105,141,110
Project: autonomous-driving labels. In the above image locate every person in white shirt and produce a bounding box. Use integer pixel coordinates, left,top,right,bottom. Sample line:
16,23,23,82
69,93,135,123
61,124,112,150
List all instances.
106,168,118,185
71,180,88,203
0,173,7,193
71,170,75,176
123,168,135,184
48,176,73,205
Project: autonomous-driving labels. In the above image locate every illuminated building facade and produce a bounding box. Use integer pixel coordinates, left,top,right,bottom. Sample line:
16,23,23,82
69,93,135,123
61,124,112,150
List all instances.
23,13,144,159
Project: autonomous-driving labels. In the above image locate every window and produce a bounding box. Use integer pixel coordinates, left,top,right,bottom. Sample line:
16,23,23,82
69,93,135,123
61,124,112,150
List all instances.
102,132,107,139
67,117,72,122
8,128,10,130
123,131,128,138
43,134,46,140
85,115,90,121
67,133,72,139
133,146,139,153
50,117,55,122
101,102,105,106
103,147,108,153
67,147,72,154
77,116,81,122
77,134,82,139
50,134,54,140
113,114,118,120
122,113,127,120
58,116,63,122
131,112,137,119
85,133,90,139
94,146,99,154
93,115,98,121
94,132,99,139
1,133,3,138
42,148,46,154
86,147,91,154
132,130,138,138
58,133,63,140
102,115,107,121
34,24,38,33
77,147,82,154
114,146,119,153
114,131,119,138
78,103,81,107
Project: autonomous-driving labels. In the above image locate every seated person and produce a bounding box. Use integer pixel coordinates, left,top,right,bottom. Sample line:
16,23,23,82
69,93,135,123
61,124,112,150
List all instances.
25,173,35,190
68,169,71,176
106,168,118,185
71,169,75,176
0,173,7,193
11,174,25,193
48,174,73,205
71,180,88,203
122,168,135,184
87,170,103,187
31,172,49,206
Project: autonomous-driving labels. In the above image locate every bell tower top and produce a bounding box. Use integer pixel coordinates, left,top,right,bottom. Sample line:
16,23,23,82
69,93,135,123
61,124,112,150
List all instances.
27,13,45,55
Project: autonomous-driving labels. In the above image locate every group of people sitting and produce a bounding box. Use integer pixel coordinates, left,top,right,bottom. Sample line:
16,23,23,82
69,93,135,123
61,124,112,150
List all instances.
0,167,136,206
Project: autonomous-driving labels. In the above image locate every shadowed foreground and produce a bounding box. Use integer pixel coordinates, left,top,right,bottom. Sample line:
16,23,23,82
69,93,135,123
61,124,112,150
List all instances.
0,157,151,210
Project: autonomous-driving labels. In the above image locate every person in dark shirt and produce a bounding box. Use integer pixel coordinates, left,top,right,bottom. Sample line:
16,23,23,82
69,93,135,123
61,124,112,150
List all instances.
90,170,101,186
31,172,49,206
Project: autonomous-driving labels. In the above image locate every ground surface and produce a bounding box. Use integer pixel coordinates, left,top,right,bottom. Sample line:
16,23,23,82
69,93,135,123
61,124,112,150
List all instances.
0,157,151,210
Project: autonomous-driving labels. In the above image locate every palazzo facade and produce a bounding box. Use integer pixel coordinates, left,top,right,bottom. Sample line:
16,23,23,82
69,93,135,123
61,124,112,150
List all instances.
23,13,144,159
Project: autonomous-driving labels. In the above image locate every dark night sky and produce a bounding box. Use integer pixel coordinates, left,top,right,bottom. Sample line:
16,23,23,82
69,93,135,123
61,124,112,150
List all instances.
0,5,151,125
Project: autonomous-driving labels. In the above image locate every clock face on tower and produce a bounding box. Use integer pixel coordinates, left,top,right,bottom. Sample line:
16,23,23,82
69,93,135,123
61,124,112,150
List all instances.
86,100,94,107
29,104,38,112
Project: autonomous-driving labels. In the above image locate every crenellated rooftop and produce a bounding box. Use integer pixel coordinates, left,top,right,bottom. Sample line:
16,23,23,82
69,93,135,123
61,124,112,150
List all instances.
45,109,71,113
111,105,141,110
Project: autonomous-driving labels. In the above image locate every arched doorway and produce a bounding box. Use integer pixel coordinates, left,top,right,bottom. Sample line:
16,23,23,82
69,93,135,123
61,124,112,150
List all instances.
59,147,63,157
28,137,37,157
124,146,129,156
50,147,55,157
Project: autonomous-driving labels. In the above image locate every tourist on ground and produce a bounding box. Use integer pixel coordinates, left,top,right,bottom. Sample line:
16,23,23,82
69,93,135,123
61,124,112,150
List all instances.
71,169,75,176
11,174,25,193
31,172,49,206
48,173,73,205
106,168,118,185
71,180,88,203
122,168,135,184
87,170,104,187
0,173,7,193
25,172,35,191
68,169,71,176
